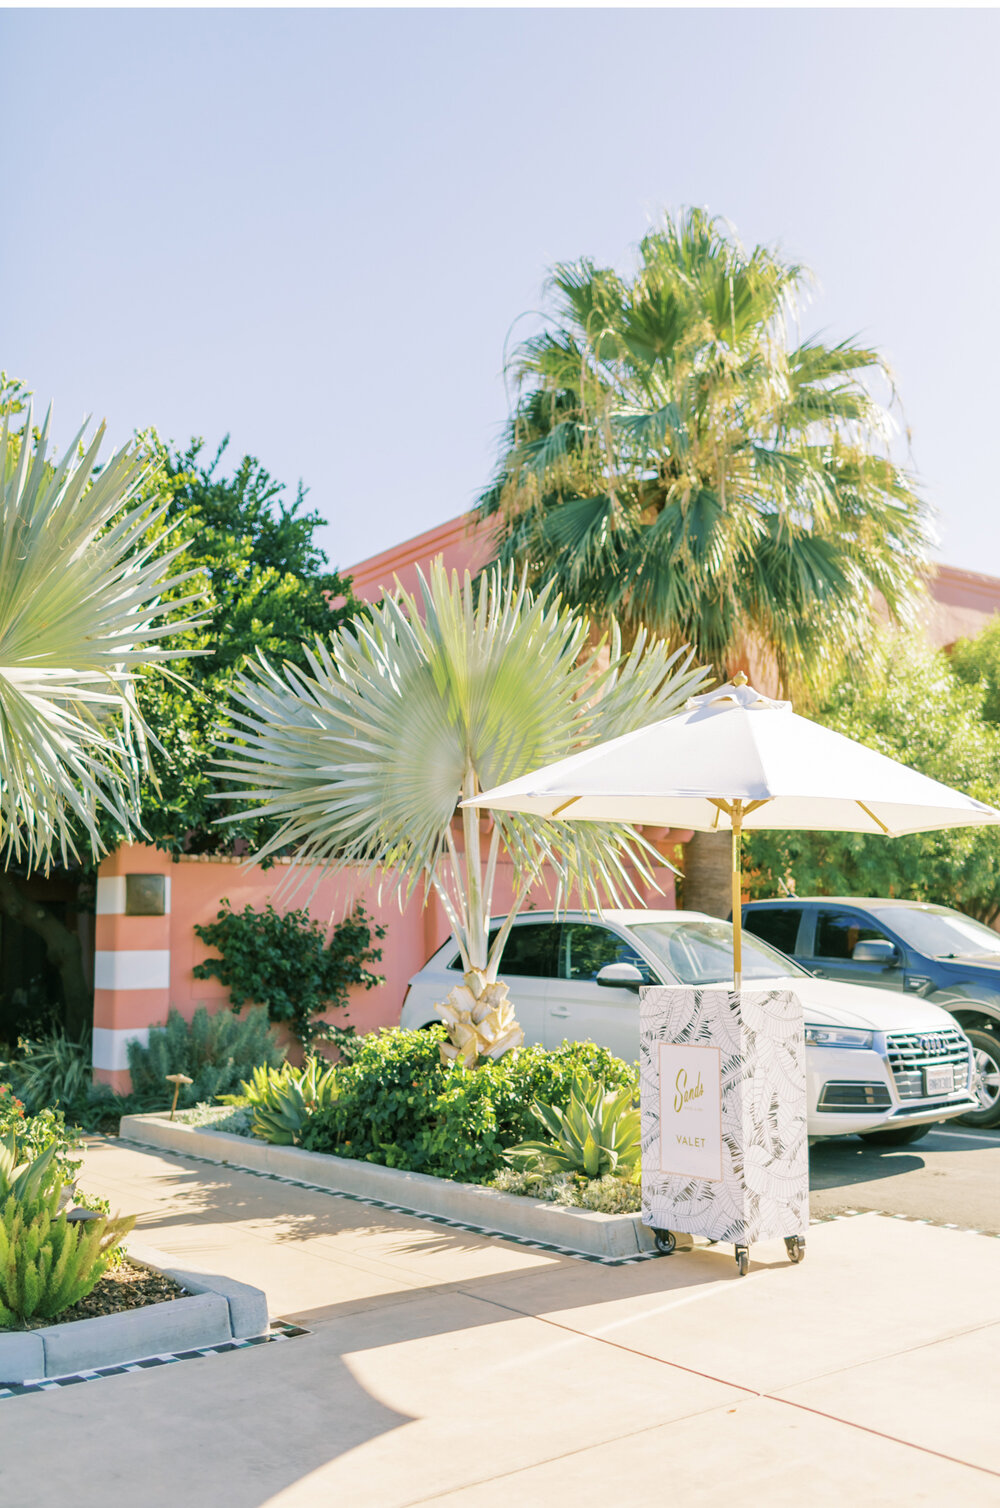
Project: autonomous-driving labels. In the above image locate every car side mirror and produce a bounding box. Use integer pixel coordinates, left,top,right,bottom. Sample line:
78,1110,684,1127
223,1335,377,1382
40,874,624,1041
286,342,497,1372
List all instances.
852,939,900,966
596,962,644,992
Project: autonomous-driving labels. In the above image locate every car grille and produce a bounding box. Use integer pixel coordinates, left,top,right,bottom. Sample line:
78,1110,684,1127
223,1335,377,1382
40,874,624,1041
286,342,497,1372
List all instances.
818,1082,893,1111
886,1029,971,1100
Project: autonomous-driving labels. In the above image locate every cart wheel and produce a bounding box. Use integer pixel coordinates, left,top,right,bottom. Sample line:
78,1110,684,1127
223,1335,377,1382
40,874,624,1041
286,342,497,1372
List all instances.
784,1235,806,1264
735,1245,750,1277
653,1228,676,1255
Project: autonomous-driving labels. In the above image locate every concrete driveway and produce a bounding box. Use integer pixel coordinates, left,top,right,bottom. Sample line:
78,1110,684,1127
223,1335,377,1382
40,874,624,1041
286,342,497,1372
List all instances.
2,1138,998,1507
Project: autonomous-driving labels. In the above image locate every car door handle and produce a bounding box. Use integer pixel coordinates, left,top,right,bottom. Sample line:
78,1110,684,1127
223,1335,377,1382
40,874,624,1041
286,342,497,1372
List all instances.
550,1007,570,1018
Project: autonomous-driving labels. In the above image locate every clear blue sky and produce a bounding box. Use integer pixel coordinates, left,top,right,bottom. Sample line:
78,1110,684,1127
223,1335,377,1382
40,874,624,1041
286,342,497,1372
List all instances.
2,8,998,577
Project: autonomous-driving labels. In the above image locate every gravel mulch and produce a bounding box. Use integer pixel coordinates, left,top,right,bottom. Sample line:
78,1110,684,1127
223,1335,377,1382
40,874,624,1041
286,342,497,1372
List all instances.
13,1259,186,1331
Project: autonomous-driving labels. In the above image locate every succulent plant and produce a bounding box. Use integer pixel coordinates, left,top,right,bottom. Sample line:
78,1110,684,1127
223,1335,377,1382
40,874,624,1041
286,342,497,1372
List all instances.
238,1059,339,1146
505,1072,640,1180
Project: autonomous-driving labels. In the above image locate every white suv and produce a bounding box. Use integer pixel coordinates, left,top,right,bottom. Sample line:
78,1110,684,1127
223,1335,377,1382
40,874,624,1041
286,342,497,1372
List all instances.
400,909,979,1145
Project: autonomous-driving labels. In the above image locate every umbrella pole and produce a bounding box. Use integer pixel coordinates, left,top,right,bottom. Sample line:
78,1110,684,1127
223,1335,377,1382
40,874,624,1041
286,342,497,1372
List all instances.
732,799,744,993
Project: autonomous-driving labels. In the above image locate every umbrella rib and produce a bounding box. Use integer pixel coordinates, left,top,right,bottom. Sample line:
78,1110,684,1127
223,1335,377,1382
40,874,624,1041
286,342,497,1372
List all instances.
552,796,581,817
857,799,892,835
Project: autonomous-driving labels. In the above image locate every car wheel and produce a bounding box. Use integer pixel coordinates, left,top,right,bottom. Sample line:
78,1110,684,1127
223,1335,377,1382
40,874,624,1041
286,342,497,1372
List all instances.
857,1123,935,1147
956,1028,1000,1128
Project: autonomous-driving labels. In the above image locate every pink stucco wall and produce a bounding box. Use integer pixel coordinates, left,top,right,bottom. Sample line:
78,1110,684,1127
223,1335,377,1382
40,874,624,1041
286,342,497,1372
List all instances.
95,835,681,1087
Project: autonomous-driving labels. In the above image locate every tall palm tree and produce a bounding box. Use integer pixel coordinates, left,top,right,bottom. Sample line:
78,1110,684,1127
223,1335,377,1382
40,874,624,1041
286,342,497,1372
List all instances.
479,209,930,913
214,560,707,1053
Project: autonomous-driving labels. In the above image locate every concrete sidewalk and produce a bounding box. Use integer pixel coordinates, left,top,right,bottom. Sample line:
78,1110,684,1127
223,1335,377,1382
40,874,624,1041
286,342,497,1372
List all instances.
2,1138,998,1507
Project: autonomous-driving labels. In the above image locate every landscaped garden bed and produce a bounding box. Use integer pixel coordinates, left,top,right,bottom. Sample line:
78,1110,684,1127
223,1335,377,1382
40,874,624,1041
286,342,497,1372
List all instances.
12,1257,184,1330
0,1089,270,1385
121,1112,655,1259
119,1025,656,1260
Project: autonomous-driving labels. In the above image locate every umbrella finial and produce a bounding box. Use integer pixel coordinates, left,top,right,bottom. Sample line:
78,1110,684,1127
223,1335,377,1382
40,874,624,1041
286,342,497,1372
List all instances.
733,671,748,686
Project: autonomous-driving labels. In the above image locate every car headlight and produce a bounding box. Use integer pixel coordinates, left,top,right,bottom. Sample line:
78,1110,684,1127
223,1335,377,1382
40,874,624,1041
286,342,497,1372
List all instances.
804,1025,874,1049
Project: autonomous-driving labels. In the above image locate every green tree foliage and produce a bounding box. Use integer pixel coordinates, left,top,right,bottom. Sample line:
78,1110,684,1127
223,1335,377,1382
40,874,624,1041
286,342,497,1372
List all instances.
193,901,386,1051
480,208,929,694
116,436,362,855
746,634,1000,921
951,617,1000,727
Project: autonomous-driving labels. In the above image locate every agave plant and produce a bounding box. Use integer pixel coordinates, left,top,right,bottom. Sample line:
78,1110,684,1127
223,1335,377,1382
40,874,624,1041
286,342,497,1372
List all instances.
0,1137,62,1204
505,1073,640,1181
215,560,707,1054
238,1059,338,1145
0,403,204,870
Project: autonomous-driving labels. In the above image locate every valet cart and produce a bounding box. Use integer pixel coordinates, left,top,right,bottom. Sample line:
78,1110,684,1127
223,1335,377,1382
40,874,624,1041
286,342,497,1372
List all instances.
639,985,808,1276
464,677,1000,1276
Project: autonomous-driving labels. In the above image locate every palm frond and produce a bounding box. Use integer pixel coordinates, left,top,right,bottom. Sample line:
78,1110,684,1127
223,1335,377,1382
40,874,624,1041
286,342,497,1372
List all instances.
0,404,207,869
214,560,708,972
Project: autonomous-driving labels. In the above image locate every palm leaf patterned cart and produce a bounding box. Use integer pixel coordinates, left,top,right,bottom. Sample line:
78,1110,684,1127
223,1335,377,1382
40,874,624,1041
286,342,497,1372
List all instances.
640,986,809,1276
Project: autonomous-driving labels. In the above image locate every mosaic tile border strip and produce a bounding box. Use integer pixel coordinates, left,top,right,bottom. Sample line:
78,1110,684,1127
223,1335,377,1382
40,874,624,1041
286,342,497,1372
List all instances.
0,1320,308,1402
810,1206,1000,1240
118,1136,667,1267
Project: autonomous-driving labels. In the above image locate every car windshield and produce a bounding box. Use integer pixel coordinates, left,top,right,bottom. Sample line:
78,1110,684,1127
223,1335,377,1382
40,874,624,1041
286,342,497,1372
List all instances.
631,918,805,985
869,905,1000,960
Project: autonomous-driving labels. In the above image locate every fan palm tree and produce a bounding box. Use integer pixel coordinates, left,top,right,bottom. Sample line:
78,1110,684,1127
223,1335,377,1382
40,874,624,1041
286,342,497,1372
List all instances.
214,559,707,1053
479,209,930,912
0,402,203,875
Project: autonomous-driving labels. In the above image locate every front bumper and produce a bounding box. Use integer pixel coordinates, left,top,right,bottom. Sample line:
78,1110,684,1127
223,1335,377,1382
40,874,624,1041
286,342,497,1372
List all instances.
806,1037,977,1138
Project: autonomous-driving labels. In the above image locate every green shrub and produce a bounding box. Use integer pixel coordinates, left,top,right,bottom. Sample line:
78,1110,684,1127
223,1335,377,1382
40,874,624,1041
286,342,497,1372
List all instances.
126,1006,284,1108
300,1029,637,1184
0,1182,134,1327
193,900,386,1050
0,1090,81,1183
1,1029,92,1114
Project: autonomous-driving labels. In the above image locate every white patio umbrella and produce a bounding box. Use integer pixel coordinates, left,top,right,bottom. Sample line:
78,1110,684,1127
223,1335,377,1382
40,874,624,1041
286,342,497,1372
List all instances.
463,675,1000,988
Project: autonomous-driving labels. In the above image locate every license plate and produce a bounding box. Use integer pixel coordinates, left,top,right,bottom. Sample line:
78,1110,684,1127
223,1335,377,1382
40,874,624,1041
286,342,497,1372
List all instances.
924,1066,953,1097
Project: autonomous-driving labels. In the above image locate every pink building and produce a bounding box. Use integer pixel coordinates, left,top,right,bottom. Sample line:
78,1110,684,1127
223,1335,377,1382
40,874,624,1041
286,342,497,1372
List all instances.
93,512,1000,1086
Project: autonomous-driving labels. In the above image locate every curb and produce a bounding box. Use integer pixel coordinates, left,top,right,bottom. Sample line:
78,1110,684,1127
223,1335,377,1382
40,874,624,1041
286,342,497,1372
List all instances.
120,1113,658,1260
0,1238,270,1386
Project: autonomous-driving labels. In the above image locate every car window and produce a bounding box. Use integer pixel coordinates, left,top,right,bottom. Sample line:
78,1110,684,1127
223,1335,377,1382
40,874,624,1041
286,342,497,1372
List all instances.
447,924,558,973
814,909,889,960
743,907,801,955
561,924,656,984
868,905,1000,959
632,918,804,983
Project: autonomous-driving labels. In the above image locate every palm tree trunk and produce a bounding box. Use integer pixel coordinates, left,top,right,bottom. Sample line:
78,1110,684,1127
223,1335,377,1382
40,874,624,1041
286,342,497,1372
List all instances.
682,831,733,919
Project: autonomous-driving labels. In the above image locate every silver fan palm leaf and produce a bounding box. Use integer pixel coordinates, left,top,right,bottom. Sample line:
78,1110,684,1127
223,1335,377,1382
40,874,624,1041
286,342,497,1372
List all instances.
216,559,708,976
0,405,205,869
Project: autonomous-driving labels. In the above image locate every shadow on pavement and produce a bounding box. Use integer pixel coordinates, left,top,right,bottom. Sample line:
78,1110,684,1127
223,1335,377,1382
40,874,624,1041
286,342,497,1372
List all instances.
808,1140,925,1191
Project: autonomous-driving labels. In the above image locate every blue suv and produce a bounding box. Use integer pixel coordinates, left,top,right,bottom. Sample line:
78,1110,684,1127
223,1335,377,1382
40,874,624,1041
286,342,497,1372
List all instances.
742,897,1000,1127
